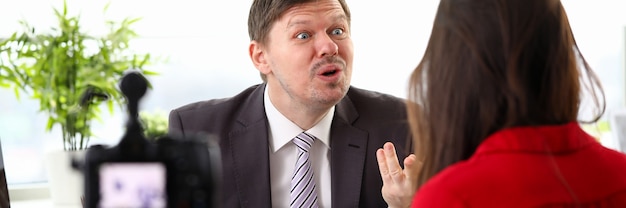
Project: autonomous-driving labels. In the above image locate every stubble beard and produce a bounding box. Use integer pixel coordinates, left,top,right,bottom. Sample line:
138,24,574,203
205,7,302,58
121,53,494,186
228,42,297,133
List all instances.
309,77,350,109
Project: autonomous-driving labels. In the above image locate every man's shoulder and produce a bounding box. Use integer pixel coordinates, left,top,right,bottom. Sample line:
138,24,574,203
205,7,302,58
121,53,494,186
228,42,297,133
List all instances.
172,84,263,115
346,86,406,106
341,86,407,122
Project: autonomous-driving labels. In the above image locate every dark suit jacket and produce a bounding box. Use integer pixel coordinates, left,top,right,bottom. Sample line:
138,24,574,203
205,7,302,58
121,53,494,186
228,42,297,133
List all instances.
169,84,411,207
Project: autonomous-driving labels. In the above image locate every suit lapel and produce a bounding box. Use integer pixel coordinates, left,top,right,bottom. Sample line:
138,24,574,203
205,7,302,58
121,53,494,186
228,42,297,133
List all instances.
330,94,368,208
229,84,273,207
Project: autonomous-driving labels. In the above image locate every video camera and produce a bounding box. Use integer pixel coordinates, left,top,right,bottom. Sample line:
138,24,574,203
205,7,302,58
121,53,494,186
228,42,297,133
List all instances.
75,71,221,208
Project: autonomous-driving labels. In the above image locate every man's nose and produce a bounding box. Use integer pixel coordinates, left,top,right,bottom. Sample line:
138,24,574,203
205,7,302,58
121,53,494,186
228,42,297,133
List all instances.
317,34,339,57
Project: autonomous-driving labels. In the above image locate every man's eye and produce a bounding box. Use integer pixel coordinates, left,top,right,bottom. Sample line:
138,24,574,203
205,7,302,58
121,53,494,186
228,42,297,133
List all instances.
331,28,344,35
296,32,310,39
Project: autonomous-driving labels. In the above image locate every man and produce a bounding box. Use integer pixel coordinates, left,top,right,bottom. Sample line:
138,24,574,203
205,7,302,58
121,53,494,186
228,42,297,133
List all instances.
168,0,411,207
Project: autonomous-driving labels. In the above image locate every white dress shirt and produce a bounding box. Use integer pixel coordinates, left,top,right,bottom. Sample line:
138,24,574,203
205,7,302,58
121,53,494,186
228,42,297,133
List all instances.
265,85,333,208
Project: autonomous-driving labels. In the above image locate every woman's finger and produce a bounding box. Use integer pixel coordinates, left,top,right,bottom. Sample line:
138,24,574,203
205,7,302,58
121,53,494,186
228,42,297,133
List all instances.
402,154,421,185
383,142,404,182
376,148,393,183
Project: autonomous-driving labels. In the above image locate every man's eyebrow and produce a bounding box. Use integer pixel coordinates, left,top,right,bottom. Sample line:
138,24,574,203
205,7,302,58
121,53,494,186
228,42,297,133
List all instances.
331,14,348,24
286,14,348,29
287,19,311,29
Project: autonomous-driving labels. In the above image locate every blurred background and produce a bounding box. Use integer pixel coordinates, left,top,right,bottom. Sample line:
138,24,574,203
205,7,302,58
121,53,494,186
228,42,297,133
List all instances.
0,0,624,185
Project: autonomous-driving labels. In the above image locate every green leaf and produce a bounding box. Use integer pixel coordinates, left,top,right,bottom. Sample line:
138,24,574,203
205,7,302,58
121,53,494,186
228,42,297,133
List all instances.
103,1,111,13
107,101,114,114
13,86,21,100
125,17,142,25
63,0,68,16
142,70,159,76
46,117,55,131
138,54,151,67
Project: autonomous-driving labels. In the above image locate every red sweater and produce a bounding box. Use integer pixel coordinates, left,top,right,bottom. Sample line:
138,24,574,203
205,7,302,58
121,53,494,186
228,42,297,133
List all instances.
412,122,626,207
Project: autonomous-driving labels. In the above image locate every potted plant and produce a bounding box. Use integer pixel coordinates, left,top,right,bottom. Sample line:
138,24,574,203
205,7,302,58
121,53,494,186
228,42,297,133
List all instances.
0,1,155,205
140,110,169,140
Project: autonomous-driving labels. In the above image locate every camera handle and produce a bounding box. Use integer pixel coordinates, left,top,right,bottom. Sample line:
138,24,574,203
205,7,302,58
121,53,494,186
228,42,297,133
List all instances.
72,70,151,170
117,70,151,158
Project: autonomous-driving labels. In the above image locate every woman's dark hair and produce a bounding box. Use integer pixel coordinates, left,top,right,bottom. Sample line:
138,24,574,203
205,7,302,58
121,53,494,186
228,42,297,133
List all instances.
407,0,605,186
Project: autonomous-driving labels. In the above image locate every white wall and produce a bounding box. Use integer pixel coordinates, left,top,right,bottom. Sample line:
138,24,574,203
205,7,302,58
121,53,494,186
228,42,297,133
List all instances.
0,0,624,184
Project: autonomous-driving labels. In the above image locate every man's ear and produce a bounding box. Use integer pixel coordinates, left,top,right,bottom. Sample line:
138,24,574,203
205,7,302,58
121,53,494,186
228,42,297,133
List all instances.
249,41,271,75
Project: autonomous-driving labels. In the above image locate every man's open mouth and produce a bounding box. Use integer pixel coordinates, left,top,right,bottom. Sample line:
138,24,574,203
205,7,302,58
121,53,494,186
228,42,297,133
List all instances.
322,70,338,76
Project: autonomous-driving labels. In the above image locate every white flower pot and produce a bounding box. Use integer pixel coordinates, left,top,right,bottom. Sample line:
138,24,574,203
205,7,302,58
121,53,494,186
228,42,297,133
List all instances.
44,149,85,206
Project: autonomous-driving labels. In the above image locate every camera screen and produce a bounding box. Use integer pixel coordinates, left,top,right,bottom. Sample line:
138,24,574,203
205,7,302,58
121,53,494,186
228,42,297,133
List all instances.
98,162,167,208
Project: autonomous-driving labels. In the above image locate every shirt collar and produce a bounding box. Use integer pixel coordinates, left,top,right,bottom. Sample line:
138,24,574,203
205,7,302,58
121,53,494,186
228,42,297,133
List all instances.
475,122,597,155
264,85,333,153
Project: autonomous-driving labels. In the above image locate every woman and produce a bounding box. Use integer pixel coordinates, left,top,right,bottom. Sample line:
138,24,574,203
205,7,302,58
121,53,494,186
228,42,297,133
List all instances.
377,0,626,207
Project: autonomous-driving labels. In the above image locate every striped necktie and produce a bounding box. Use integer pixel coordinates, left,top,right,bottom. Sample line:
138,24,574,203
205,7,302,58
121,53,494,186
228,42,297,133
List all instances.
290,132,319,208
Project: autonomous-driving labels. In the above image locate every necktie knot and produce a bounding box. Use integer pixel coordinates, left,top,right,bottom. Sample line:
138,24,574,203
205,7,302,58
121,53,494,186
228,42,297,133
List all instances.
293,132,315,153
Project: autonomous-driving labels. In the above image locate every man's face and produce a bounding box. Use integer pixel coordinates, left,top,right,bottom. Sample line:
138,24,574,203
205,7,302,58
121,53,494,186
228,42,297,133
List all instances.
252,0,353,111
